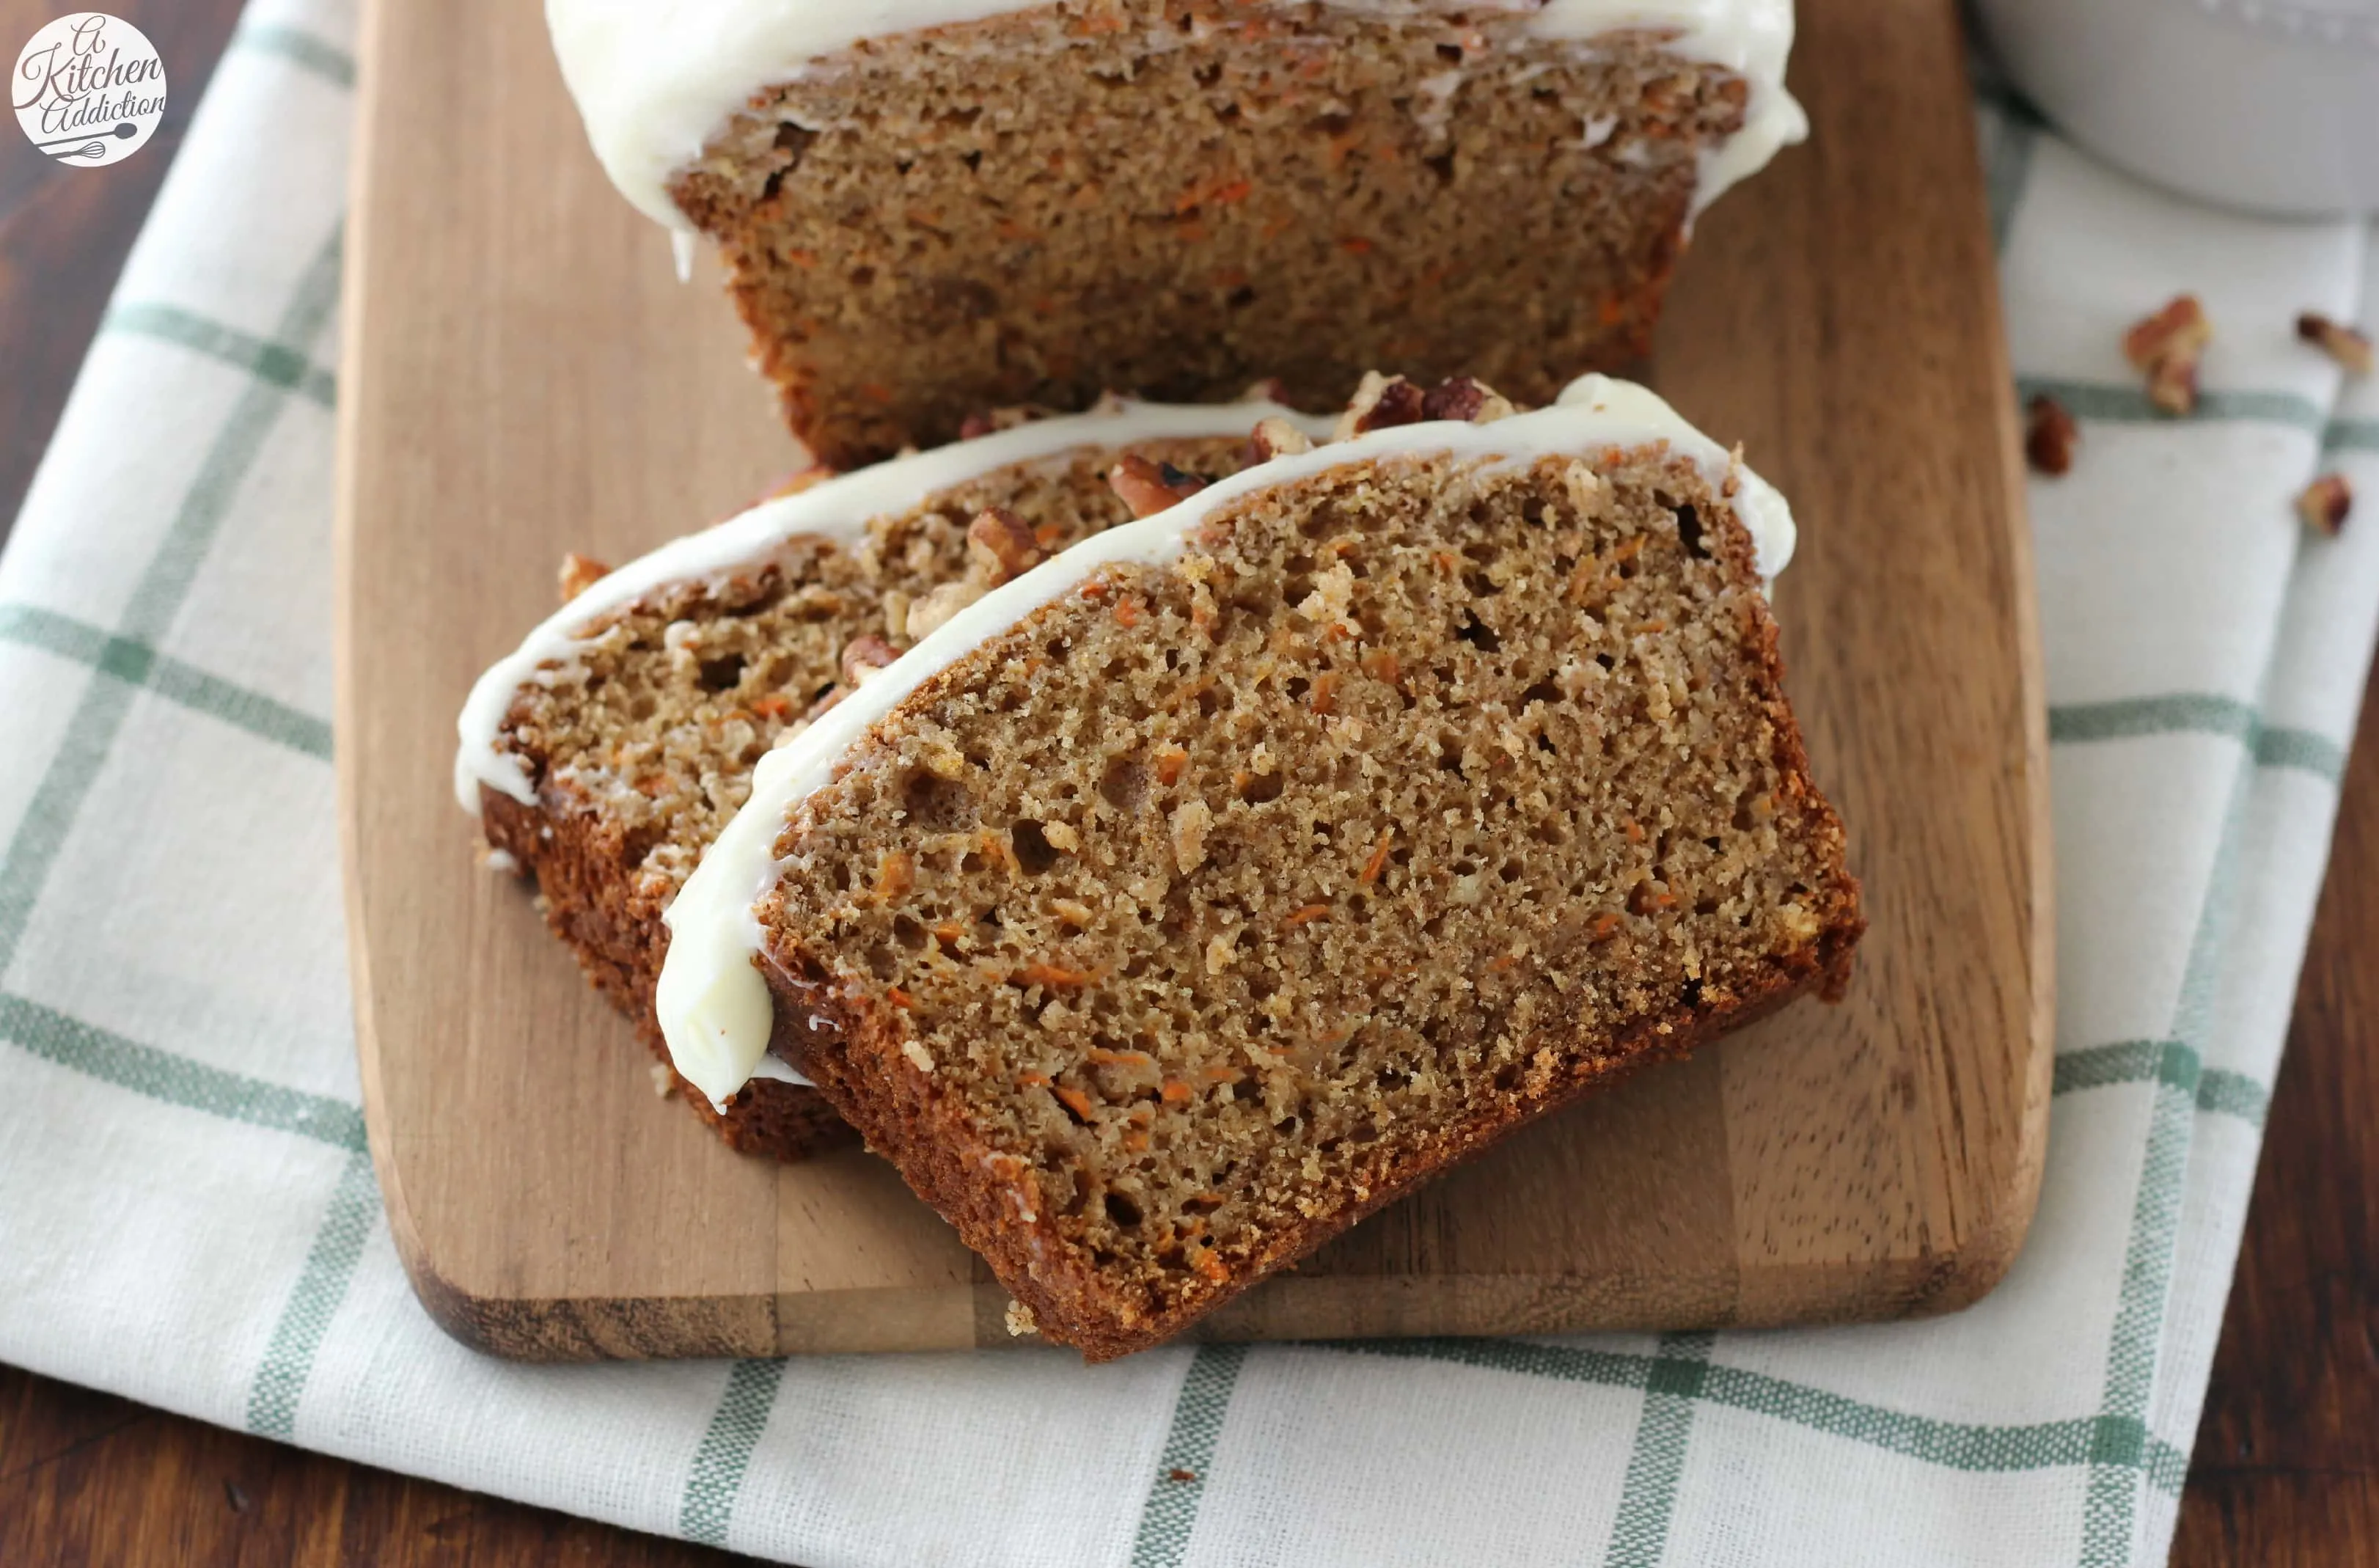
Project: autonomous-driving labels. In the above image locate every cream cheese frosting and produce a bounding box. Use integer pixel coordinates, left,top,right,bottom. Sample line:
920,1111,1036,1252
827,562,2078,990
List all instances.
546,0,1804,233
455,392,1334,1097
453,394,1330,814
653,373,1796,1110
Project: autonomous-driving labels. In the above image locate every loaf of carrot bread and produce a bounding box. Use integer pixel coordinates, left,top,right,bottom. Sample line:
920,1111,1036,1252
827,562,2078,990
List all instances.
656,373,1862,1354
454,395,1327,1159
546,0,1805,465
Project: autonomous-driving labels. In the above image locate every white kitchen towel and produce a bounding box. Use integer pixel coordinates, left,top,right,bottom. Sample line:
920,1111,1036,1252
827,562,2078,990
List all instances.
2,3,2374,1564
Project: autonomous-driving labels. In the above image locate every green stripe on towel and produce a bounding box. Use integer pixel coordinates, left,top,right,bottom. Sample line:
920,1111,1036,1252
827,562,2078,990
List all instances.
0,604,332,761
678,1358,789,1548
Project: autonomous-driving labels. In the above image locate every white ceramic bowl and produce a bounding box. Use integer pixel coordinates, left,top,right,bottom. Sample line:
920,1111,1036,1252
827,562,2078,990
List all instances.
1971,0,2379,216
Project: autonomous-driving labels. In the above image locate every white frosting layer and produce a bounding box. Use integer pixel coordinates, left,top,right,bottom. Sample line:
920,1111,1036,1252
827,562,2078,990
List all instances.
454,395,1326,814
456,394,1329,1100
546,0,1803,232
656,372,1795,1108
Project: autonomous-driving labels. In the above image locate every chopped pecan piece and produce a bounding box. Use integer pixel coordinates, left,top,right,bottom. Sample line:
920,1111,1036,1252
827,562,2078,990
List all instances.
2145,351,2199,417
1420,376,1517,423
2298,312,2374,377
2122,294,2211,417
2122,294,2212,370
2023,393,2078,476
2297,473,2353,536
966,506,1045,585
556,552,610,602
1333,372,1428,440
1246,415,1316,464
1107,454,1211,519
840,634,899,686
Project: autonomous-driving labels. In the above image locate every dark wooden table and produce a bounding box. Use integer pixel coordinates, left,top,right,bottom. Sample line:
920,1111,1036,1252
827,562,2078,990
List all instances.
0,4,2369,1563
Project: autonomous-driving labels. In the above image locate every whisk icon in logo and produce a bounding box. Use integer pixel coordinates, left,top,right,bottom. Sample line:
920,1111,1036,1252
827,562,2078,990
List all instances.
13,13,166,169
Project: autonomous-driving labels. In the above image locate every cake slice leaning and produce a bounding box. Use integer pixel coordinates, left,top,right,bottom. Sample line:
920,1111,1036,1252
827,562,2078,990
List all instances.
659,373,1861,1349
454,394,1327,1159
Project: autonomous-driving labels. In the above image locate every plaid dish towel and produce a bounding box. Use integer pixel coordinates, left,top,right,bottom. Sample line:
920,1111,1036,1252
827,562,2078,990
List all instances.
3,1,2375,1563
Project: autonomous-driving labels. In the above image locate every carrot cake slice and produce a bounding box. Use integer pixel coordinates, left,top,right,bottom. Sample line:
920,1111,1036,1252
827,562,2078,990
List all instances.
546,0,1806,464
656,372,1862,1353
455,394,1327,1159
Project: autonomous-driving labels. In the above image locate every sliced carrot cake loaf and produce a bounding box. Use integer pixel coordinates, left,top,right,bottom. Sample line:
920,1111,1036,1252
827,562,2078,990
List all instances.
546,0,1806,464
656,372,1862,1355
455,394,1328,1159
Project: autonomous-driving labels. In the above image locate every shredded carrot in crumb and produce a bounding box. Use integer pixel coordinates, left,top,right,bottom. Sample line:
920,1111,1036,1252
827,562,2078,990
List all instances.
1363,650,1399,684
751,694,792,720
1054,1086,1095,1119
1588,912,1623,941
1126,1131,1151,1152
873,849,914,901
1310,671,1338,714
1338,236,1374,255
1232,769,1252,794
1195,1250,1231,1283
1114,596,1143,628
1156,747,1188,786
1489,956,1519,973
1639,620,1667,633
1161,1080,1194,1104
885,986,915,1009
1324,622,1352,642
933,922,965,944
1015,961,1090,989
1201,1065,1245,1084
1360,829,1394,885
1623,818,1646,843
1611,536,1645,564
634,775,667,797
1034,521,1064,549
1017,1071,1051,1088
1434,550,1459,574
785,249,816,268
1087,1047,1155,1068
1282,904,1333,927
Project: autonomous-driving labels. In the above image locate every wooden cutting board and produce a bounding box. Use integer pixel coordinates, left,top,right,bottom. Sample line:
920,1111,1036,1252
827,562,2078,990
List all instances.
337,0,2052,1358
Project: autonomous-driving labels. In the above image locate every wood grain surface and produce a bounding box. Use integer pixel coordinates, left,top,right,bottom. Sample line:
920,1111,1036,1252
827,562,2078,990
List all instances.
337,0,2052,1358
0,3,2369,1565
